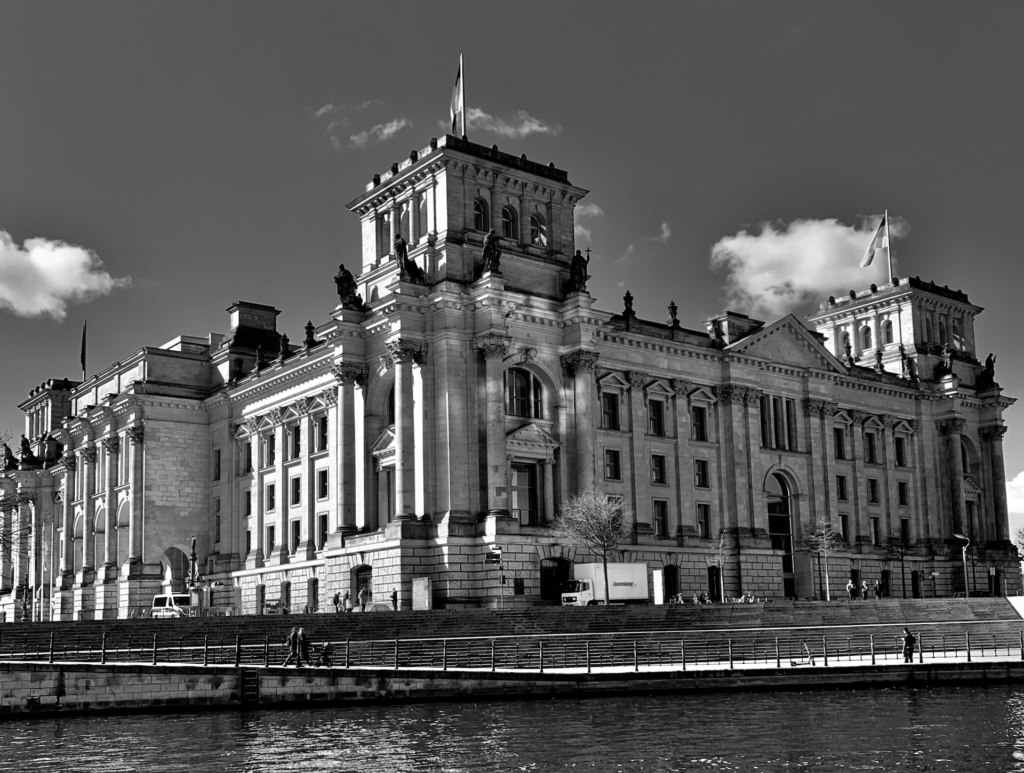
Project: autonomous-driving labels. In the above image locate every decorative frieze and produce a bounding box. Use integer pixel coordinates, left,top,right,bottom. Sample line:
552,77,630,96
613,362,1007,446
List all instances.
670,378,690,397
321,386,338,408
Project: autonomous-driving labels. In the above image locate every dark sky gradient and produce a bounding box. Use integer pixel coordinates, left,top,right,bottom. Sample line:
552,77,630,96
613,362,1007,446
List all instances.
2,2,1023,517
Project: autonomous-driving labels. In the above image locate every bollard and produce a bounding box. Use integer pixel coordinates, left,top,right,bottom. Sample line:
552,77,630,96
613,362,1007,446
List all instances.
179,637,183,662
966,631,972,663
540,640,545,674
919,633,924,664
203,635,209,667
632,640,637,673
100,633,107,665
394,639,399,670
775,638,780,669
345,637,351,669
152,634,158,665
491,639,496,673
728,639,734,669
822,636,828,667
681,641,686,672
442,639,448,671
870,634,875,666
587,641,592,674
235,635,242,667
263,636,269,667
48,632,54,664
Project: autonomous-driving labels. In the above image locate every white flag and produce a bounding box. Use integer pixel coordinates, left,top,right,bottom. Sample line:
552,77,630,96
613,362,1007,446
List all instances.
861,214,889,268
450,56,465,137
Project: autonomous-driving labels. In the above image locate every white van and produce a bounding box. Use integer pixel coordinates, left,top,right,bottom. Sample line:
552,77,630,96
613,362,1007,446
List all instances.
151,593,193,619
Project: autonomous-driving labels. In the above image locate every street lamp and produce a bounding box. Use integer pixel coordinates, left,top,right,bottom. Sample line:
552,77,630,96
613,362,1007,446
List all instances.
954,533,970,599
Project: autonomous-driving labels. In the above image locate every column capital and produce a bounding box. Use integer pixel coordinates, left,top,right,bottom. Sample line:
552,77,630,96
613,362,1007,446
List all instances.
741,387,762,406
80,446,97,464
267,408,284,426
560,350,599,374
61,453,77,471
849,410,869,426
381,339,426,369
802,397,835,417
321,386,338,408
626,371,647,391
714,384,743,405
475,334,511,360
331,362,369,388
979,424,1007,442
881,414,897,430
127,425,144,445
294,396,315,417
670,378,690,397
101,435,120,454
938,417,966,436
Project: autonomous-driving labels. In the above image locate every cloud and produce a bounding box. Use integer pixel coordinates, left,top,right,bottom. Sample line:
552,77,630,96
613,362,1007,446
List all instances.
574,202,604,243
349,118,411,149
313,99,379,119
0,230,129,320
574,225,592,241
644,222,671,243
710,215,910,318
467,108,561,139
1008,470,1024,515
614,244,636,265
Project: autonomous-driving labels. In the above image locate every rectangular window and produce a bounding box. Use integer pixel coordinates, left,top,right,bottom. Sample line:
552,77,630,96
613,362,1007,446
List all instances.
868,478,880,504
839,513,850,543
648,399,665,437
691,406,708,442
785,398,798,452
900,518,911,546
898,481,910,507
215,498,221,543
318,513,329,550
601,392,620,431
290,425,301,460
865,432,877,464
694,459,710,489
317,416,328,452
266,483,276,512
604,449,621,481
245,490,252,516
653,500,669,537
651,454,667,485
510,462,539,526
772,396,785,450
266,524,275,552
317,469,329,500
697,503,711,539
290,476,301,506
290,520,301,554
244,442,253,473
266,436,276,467
760,395,772,447
245,529,251,555
836,474,848,502
213,449,221,481
870,516,880,546
833,427,846,460
895,436,907,467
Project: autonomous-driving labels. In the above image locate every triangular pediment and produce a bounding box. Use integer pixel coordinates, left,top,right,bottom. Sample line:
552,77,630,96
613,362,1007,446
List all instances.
964,475,984,495
689,386,717,404
597,371,631,391
506,422,560,448
645,378,675,398
726,315,847,373
371,427,396,456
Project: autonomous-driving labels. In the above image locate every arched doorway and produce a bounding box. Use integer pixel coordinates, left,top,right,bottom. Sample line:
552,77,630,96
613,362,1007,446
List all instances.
911,570,922,599
766,474,795,598
541,558,571,602
880,570,892,598
707,565,722,602
353,565,373,606
663,565,680,602
115,501,130,568
162,547,188,593
850,568,861,599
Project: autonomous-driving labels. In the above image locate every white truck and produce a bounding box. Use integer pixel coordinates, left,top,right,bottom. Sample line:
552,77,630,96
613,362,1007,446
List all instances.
561,562,649,606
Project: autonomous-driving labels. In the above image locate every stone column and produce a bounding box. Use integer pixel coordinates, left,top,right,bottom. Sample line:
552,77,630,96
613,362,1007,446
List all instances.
101,435,119,574
671,379,692,537
389,200,400,255
939,418,967,536
80,445,97,573
743,388,766,534
270,410,288,562
716,386,746,535
60,456,76,578
426,175,437,236
803,399,832,523
476,335,511,517
881,415,897,536
386,340,424,520
627,371,648,528
981,425,1009,542
251,423,266,567
126,426,144,562
0,503,12,591
12,493,33,592
409,192,421,244
331,365,366,538
297,404,316,560
542,459,555,524
561,350,600,493
490,178,501,233
849,412,867,545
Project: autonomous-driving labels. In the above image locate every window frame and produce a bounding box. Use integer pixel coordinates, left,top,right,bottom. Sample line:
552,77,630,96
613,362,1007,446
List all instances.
691,406,708,442
473,198,489,232
694,459,710,489
506,367,543,419
266,483,276,512
865,431,878,464
317,513,329,550
290,476,301,507
697,503,711,539
529,212,547,247
648,398,666,437
651,453,667,485
870,516,881,546
833,426,847,460
836,474,848,502
868,478,880,504
601,391,620,431
290,519,301,554
317,469,329,500
897,480,910,507
604,448,622,481
839,513,850,543
316,415,328,452
894,436,907,467
653,499,669,537
501,205,518,240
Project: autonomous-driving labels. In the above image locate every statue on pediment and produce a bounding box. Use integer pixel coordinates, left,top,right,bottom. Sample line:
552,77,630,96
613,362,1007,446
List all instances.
479,229,502,276
568,249,590,293
2,443,15,471
977,352,997,390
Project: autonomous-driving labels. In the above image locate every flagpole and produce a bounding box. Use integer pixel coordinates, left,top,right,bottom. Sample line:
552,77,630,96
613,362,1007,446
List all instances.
80,320,87,382
460,53,466,138
885,209,895,281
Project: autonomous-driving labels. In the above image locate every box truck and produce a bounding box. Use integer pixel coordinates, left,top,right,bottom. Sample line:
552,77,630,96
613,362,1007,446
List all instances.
561,563,649,606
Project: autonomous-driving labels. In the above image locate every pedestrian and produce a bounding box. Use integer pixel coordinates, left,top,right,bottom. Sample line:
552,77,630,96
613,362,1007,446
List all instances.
358,586,369,613
391,588,398,611
874,580,882,600
298,627,310,665
902,627,916,663
342,590,351,613
282,626,300,666
846,580,855,600
314,641,334,667
332,591,341,613
860,580,868,600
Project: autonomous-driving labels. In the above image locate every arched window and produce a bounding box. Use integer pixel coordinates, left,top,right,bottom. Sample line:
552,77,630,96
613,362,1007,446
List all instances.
506,367,542,418
766,474,795,598
938,320,947,344
473,199,488,232
501,205,518,240
952,321,961,350
841,331,851,349
861,326,872,349
883,320,894,345
925,319,933,342
387,386,395,426
530,213,547,247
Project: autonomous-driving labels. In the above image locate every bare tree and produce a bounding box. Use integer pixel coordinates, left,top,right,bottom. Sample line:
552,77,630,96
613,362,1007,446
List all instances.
1013,526,1024,557
552,492,630,606
703,531,728,603
885,531,915,598
804,517,843,601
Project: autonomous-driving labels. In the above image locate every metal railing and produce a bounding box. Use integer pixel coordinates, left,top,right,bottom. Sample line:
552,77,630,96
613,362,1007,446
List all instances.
2,627,1023,672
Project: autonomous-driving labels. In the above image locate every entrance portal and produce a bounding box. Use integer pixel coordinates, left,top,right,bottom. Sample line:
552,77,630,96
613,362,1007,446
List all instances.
766,474,795,598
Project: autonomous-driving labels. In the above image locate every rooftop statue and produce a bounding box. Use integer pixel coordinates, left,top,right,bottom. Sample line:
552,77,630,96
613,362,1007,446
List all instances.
479,229,502,276
568,249,590,294
2,443,15,471
395,233,426,285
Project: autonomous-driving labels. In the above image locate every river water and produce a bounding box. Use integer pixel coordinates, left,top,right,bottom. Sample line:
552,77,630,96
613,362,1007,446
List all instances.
4,686,1024,772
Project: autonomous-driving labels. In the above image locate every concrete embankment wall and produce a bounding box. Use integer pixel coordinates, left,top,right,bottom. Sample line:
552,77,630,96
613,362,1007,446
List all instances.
4,660,1024,717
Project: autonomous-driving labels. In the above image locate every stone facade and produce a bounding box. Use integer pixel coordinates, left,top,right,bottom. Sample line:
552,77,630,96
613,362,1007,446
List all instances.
1,134,1018,621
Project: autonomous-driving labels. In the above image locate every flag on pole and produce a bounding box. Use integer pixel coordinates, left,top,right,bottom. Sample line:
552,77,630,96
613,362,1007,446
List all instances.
450,54,465,137
860,214,889,268
80,320,87,380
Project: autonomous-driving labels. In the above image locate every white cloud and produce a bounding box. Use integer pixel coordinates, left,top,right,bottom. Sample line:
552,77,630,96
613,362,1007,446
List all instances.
574,202,604,244
349,118,411,149
710,215,910,318
1008,470,1024,515
615,244,636,265
0,230,129,320
574,225,592,242
644,222,671,243
314,99,379,119
467,108,560,139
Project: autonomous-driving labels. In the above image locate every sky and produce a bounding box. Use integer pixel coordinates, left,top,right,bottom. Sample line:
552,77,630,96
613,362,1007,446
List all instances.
2,1,1023,527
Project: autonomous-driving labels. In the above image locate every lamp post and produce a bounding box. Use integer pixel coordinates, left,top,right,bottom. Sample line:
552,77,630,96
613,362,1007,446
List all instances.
954,533,970,599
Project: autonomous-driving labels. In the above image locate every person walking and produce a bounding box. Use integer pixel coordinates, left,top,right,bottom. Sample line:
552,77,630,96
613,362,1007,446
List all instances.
874,580,882,600
860,580,868,600
297,628,310,665
358,586,369,613
846,580,855,600
282,626,300,667
332,591,341,613
342,590,351,613
391,588,398,611
902,627,917,663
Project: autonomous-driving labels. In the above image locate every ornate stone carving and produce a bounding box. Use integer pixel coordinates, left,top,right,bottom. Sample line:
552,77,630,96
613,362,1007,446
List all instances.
979,425,1007,442
331,362,369,388
627,371,647,391
101,436,120,454
849,410,869,426
267,408,284,426
937,417,966,436
567,249,590,294
127,425,144,445
478,229,502,276
382,339,426,368
518,347,537,365
61,453,77,471
741,388,762,406
295,397,314,416
321,386,338,408
714,385,740,405
560,350,599,374
803,397,826,416
80,447,97,465
475,334,510,360
671,378,690,397
334,263,366,311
